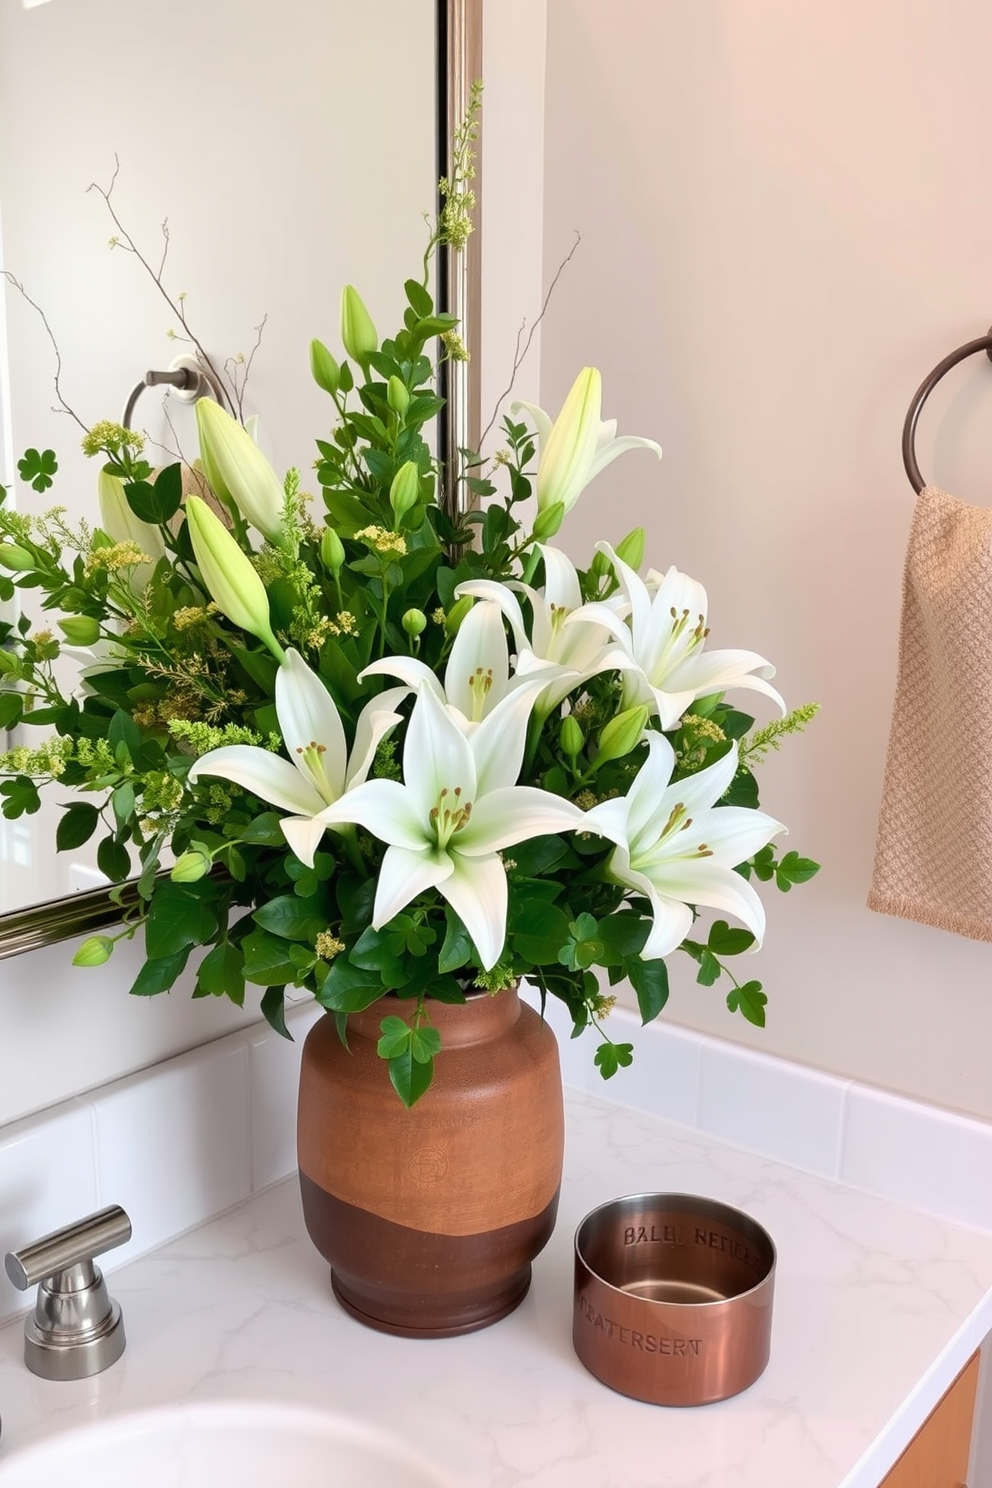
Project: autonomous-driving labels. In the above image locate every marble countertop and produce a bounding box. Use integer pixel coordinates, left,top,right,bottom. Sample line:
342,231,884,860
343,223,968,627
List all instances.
1,1088,992,1488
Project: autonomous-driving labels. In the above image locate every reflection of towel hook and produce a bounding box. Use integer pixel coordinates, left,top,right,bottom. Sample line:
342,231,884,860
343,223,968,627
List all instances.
902,327,992,493
121,354,230,429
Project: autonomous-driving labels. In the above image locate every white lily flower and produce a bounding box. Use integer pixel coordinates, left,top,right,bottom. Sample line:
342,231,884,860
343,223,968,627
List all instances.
513,367,662,518
362,599,544,731
457,546,623,716
187,648,407,866
585,734,785,959
581,543,786,730
311,682,587,970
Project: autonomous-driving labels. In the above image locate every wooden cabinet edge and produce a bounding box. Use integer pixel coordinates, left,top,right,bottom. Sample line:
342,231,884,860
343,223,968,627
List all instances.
878,1351,980,1488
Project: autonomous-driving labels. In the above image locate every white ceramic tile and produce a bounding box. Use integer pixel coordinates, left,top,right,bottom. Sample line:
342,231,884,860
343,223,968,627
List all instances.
248,1002,322,1192
577,1006,703,1127
698,1037,849,1177
90,1038,252,1267
841,1085,992,1231
0,1100,98,1325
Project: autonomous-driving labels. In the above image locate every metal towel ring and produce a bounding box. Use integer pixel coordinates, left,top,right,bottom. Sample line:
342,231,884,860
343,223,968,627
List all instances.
122,356,230,429
902,327,992,493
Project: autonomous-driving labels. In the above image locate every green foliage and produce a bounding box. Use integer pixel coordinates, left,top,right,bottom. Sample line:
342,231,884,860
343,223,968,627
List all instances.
0,114,820,1110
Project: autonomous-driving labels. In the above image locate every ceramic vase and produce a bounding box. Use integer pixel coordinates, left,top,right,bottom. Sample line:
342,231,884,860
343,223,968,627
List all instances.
297,985,564,1338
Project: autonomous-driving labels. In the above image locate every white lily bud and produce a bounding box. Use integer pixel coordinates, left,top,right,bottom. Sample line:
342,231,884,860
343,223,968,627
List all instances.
186,496,284,661
195,400,285,544
595,705,650,766
389,461,420,524
340,285,378,366
97,471,167,561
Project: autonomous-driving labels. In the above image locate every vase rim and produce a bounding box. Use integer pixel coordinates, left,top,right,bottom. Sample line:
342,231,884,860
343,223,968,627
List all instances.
342,983,522,1048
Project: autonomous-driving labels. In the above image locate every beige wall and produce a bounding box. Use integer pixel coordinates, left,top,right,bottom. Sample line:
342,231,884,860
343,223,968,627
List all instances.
541,0,992,1117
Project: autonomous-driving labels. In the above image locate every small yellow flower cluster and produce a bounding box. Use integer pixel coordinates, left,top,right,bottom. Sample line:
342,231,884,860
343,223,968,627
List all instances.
473,962,516,992
173,606,213,631
441,330,469,362
29,630,59,661
80,421,145,459
332,610,358,636
0,737,72,779
355,525,408,557
84,541,150,576
590,992,618,1019
315,931,345,960
431,606,446,625
139,771,185,816
168,719,267,756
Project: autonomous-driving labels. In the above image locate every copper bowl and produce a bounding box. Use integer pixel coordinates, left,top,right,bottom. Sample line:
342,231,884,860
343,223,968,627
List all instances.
573,1193,776,1406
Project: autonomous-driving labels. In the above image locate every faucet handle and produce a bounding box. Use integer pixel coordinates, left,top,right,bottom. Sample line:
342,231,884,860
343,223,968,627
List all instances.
4,1204,131,1291
4,1205,132,1381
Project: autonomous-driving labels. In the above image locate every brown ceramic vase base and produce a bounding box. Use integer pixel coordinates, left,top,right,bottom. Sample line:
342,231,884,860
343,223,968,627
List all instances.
297,986,565,1338
329,1268,533,1340
300,1171,557,1337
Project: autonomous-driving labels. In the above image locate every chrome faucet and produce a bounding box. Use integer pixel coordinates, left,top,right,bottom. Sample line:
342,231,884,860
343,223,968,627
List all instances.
4,1205,131,1381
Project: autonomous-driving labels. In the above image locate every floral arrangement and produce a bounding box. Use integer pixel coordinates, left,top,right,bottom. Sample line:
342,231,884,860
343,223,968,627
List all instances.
0,126,818,1106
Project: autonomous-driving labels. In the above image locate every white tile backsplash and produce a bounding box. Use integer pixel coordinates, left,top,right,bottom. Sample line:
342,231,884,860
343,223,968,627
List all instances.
92,1036,252,1268
0,1100,98,1280
698,1038,850,1178
841,1085,992,1234
248,1002,321,1192
3,992,992,1328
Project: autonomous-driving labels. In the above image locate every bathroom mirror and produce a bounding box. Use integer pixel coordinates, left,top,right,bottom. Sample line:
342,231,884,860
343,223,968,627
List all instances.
0,0,481,953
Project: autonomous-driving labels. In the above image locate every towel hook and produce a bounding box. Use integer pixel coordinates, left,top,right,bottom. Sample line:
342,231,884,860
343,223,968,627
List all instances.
122,353,231,430
902,328,992,493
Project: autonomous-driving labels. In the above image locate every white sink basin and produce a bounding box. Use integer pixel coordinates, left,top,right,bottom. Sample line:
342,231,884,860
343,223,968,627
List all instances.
0,1399,457,1487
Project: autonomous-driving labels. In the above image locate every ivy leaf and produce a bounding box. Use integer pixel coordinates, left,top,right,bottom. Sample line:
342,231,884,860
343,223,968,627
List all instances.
775,851,821,891
727,980,767,1027
0,775,41,818
594,1041,634,1080
707,919,755,956
695,948,722,987
750,845,776,882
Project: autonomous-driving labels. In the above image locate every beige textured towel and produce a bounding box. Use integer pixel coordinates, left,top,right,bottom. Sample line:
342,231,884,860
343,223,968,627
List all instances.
869,484,992,940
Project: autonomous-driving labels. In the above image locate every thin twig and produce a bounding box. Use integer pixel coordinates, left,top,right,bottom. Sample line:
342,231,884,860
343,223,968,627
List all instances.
477,231,582,451
0,271,88,431
224,315,268,423
87,157,236,418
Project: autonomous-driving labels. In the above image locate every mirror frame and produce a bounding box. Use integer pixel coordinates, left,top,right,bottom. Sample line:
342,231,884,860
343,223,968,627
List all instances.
0,0,483,959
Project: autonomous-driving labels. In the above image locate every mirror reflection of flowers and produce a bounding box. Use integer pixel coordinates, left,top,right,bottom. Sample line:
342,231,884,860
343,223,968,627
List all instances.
0,109,819,1105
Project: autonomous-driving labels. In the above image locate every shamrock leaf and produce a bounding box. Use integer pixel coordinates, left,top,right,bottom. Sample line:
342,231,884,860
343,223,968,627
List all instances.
17,448,58,494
